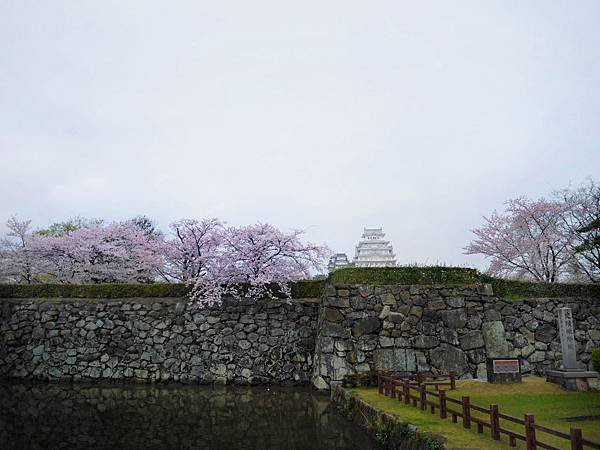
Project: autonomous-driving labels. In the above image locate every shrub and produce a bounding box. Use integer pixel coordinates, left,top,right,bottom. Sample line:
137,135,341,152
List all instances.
484,277,600,300
592,348,600,372
0,280,326,299
327,267,600,300
328,266,479,285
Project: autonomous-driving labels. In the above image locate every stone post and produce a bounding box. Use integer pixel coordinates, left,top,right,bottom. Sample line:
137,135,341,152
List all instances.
558,307,578,370
546,307,599,391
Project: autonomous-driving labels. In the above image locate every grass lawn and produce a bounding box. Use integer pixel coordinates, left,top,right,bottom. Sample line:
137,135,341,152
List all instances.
352,377,600,449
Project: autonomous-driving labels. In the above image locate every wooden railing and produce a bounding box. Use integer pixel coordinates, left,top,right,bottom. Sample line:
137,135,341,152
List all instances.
377,375,600,450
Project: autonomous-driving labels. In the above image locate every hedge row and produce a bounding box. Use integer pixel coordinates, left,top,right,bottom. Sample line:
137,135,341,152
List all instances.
0,268,598,300
329,267,600,299
0,283,190,299
328,266,480,285
483,277,600,300
0,280,326,300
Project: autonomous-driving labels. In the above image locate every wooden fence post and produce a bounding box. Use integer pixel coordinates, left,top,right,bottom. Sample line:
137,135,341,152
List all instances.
524,414,536,450
439,390,447,419
391,380,396,399
450,371,456,390
462,396,471,429
378,375,383,394
570,427,582,450
403,379,410,405
419,384,427,410
490,404,500,440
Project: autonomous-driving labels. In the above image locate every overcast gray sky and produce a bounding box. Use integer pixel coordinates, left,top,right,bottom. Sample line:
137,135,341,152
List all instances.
1,1,599,271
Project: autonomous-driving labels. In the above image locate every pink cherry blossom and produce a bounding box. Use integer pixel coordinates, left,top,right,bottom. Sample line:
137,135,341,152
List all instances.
465,196,574,282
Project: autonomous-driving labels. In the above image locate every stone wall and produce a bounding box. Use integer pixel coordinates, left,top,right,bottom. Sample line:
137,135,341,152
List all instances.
311,284,600,389
1,284,599,388
0,297,319,383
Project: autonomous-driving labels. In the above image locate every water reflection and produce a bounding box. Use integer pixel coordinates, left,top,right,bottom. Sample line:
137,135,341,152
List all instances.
0,382,381,450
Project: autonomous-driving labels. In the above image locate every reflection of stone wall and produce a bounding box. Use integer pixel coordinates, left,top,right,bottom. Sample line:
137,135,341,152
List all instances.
0,384,380,450
1,284,599,389
0,297,319,384
311,284,600,389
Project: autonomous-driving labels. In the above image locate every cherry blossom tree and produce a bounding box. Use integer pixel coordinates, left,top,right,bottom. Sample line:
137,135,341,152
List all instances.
0,218,164,284
159,218,223,282
36,217,103,237
190,223,328,306
464,197,574,282
555,180,600,282
1,215,329,306
36,221,164,283
0,216,39,283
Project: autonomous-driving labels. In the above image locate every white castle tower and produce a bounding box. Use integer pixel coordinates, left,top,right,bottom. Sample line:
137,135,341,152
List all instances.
353,227,396,267
327,253,353,272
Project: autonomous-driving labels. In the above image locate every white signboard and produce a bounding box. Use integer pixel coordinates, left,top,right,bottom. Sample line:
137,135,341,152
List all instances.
492,359,520,374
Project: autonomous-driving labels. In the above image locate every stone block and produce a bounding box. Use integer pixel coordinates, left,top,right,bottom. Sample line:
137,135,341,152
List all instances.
482,321,509,357
325,297,350,308
356,335,378,351
373,348,416,372
351,318,381,337
440,329,459,345
460,331,484,350
528,351,546,363
430,345,470,375
535,324,556,343
321,322,350,339
484,309,501,321
400,321,412,332
387,312,404,324
379,336,394,348
323,307,344,323
446,297,465,308
440,309,467,329
413,335,439,349
380,293,397,306
409,306,423,319
349,297,366,310
426,299,446,311
378,306,391,320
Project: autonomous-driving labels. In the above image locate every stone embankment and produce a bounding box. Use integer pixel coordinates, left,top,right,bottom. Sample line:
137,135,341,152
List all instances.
0,297,319,383
312,284,599,389
1,283,598,388
331,384,446,449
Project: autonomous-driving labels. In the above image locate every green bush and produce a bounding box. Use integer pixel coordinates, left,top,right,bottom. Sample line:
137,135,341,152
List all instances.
592,348,600,372
1,268,597,300
289,280,326,298
328,267,600,300
328,266,479,285
0,280,326,299
0,283,191,299
483,276,600,300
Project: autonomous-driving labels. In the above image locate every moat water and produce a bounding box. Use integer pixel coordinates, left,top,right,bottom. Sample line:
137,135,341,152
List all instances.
0,382,382,450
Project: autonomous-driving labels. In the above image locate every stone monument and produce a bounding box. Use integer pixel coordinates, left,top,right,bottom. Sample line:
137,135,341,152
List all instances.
546,307,599,391
486,357,522,384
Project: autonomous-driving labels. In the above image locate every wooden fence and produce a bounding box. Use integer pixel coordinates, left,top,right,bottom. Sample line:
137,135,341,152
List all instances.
377,375,600,450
